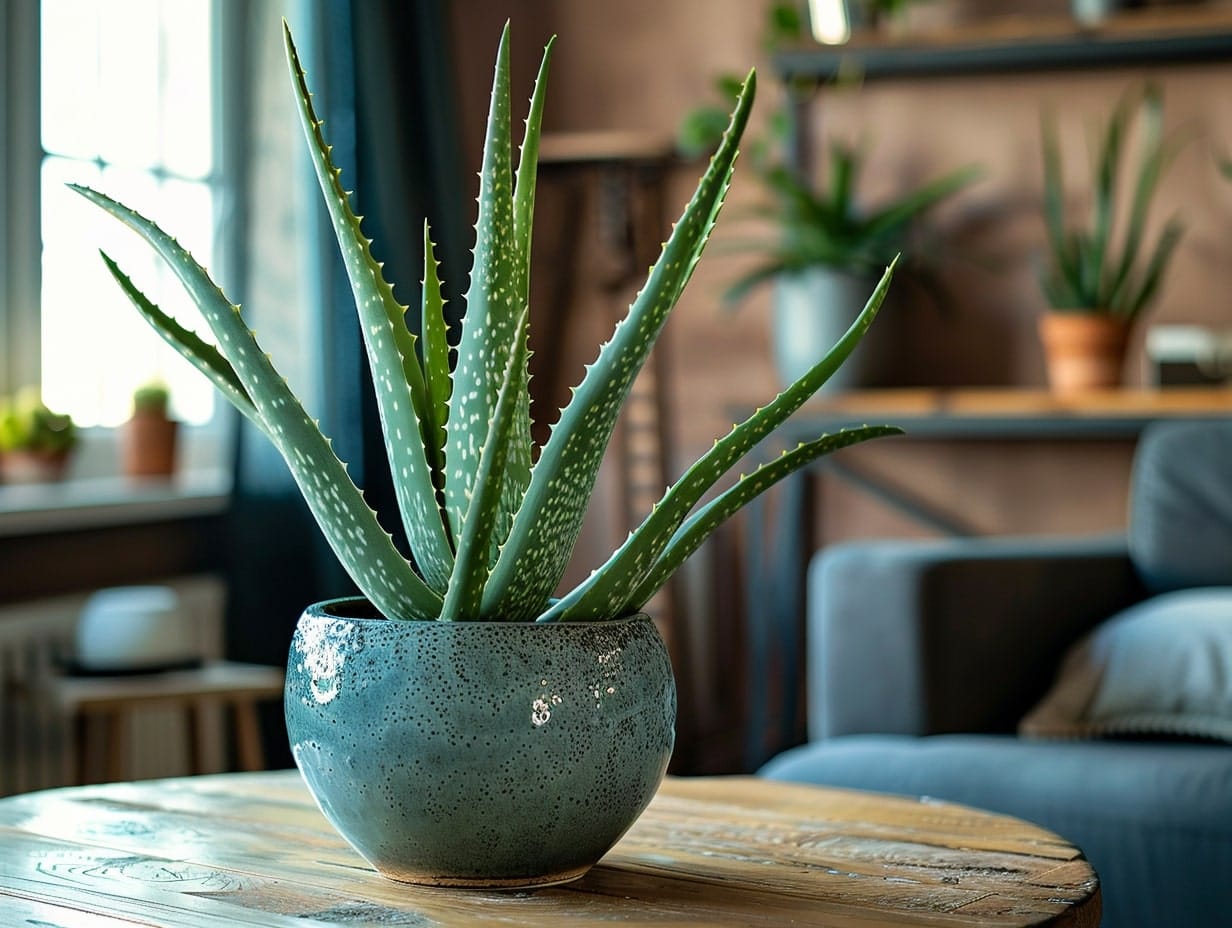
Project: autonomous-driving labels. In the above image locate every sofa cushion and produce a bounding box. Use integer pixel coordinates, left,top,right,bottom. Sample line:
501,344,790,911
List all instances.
1130,420,1232,593
1020,587,1232,742
760,734,1232,928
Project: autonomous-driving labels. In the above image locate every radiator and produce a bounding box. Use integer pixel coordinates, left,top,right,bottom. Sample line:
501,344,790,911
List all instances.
0,575,225,796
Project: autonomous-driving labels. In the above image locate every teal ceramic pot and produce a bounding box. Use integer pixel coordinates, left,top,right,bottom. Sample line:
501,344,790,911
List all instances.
285,598,676,888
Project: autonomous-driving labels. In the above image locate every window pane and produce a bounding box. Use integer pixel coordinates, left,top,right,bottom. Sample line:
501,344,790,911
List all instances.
96,0,160,169
40,0,101,159
39,0,219,429
161,0,214,179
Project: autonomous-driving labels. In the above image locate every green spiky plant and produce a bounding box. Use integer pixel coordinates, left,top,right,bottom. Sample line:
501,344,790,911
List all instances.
677,4,977,308
71,23,900,623
1040,84,1186,319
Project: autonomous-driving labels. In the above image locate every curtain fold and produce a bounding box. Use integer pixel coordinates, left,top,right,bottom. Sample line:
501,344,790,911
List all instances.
225,0,467,764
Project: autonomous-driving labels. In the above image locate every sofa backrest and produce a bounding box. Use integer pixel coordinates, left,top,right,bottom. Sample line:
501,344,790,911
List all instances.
1130,419,1232,594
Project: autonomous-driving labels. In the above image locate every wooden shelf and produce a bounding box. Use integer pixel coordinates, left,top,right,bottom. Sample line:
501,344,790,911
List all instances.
775,7,1232,83
784,386,1232,440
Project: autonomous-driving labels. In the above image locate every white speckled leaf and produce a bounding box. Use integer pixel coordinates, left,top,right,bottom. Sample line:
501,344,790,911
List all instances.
513,37,553,305
586,427,901,621
73,185,441,621
440,309,530,621
285,24,454,594
481,70,758,619
100,253,260,427
540,261,898,621
446,24,533,565
421,223,451,517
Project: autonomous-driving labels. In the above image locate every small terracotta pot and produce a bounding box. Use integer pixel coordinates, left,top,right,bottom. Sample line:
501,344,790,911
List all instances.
122,411,178,478
1039,312,1132,394
0,448,71,484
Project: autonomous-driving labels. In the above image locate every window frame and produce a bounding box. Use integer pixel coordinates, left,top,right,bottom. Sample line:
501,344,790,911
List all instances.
2,0,43,397
2,0,247,466
2,0,246,438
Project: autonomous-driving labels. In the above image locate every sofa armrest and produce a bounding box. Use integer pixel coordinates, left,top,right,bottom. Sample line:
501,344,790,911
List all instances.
810,535,1145,740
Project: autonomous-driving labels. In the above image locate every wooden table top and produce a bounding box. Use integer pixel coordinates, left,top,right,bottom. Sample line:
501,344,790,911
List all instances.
0,771,1100,927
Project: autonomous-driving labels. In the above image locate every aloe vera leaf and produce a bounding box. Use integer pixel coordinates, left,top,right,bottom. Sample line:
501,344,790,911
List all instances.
73,185,442,620
1090,91,1132,298
284,23,454,594
446,23,533,561
503,31,554,566
612,426,903,617
1106,89,1187,313
539,261,895,622
421,222,451,513
1041,114,1076,290
513,36,554,302
481,70,759,619
439,309,530,621
100,253,259,426
1121,218,1182,318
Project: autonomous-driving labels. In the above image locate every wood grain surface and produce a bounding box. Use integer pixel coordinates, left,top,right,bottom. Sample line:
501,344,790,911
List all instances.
0,771,1100,926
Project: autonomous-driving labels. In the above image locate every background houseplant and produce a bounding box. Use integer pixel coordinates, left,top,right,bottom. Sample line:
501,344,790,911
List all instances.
1039,84,1185,393
122,382,178,479
679,3,977,390
0,387,78,484
74,23,900,887
727,140,977,389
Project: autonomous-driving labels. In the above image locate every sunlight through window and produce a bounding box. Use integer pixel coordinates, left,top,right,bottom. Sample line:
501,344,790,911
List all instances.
39,0,218,427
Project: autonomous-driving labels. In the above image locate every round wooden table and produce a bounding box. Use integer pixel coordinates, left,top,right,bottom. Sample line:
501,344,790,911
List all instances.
0,771,1099,926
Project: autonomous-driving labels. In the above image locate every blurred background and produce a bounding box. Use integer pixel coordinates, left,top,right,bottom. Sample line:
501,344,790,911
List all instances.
3,0,1231,786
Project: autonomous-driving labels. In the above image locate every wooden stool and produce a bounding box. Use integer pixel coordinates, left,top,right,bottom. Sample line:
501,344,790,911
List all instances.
50,661,285,784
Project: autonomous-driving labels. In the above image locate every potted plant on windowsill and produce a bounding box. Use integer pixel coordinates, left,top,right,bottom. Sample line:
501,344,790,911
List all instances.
1038,84,1185,394
0,387,78,484
122,381,178,479
72,22,901,889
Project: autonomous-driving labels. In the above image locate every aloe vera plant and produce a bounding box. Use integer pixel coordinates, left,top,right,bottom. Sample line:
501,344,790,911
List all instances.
1040,84,1186,319
73,23,900,623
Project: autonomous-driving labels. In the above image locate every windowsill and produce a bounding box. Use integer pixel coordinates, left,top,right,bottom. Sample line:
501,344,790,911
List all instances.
0,468,232,537
0,417,236,537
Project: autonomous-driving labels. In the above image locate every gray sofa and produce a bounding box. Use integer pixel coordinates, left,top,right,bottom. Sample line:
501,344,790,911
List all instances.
760,420,1232,928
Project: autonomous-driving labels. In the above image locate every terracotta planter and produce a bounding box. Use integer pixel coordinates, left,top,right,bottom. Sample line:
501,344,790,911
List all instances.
122,411,178,478
0,448,71,484
285,598,676,888
1039,312,1132,394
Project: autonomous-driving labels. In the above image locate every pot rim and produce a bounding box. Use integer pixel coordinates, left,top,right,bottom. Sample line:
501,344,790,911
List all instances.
302,596,650,627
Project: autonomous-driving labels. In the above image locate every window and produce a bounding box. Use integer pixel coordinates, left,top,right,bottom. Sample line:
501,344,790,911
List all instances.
4,0,237,431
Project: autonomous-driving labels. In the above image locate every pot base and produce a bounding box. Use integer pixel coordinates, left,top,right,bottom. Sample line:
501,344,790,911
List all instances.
379,863,591,889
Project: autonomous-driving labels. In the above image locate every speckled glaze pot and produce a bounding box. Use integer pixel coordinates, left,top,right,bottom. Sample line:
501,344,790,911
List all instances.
285,598,676,888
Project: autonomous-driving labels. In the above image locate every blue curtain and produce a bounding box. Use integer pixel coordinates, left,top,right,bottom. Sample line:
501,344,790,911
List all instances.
225,0,466,764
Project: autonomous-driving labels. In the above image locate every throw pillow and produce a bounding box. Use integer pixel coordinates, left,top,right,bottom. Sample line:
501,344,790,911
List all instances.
1020,587,1232,742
